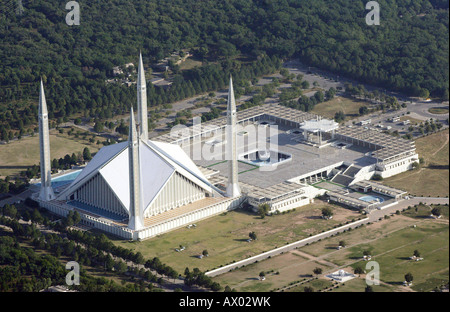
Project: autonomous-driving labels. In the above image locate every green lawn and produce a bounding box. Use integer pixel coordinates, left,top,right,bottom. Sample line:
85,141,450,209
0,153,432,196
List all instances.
312,96,370,120
214,252,332,292
328,221,449,292
402,204,449,220
111,201,360,273
299,215,417,258
179,57,203,71
294,212,449,292
0,129,101,178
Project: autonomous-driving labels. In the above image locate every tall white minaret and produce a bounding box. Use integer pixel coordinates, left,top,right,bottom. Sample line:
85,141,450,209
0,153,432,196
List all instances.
128,107,144,231
226,76,241,198
137,52,148,141
38,80,55,201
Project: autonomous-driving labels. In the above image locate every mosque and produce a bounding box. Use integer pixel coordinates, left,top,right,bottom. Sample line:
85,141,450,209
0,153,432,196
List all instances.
33,54,417,240
34,54,243,240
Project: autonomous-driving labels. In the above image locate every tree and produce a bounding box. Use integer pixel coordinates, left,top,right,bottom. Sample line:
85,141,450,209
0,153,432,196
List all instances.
83,147,92,161
259,271,265,280
31,209,44,224
354,267,364,275
431,207,442,217
321,207,333,219
313,267,322,275
413,250,420,258
114,261,128,274
211,282,222,291
202,250,209,257
301,80,310,89
419,88,430,99
279,68,289,77
249,232,257,240
258,203,270,219
405,272,413,284
325,88,336,100
134,252,145,265
304,286,314,292
339,240,346,248
359,106,369,116
365,285,374,292
314,90,324,103
371,174,383,181
72,211,81,225
93,122,104,133
334,111,345,123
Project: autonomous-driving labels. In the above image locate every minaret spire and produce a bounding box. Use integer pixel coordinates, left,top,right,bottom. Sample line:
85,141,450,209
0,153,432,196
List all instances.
137,52,148,141
38,79,55,201
226,76,241,198
128,107,144,231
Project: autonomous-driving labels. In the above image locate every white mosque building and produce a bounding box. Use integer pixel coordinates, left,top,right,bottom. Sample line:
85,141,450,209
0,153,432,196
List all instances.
33,54,416,241
33,54,243,241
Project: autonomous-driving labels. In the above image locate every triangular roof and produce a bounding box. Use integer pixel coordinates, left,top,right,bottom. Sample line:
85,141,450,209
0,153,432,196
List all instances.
58,140,216,216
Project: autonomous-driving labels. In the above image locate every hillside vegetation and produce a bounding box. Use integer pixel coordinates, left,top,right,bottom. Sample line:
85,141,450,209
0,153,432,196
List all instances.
0,0,448,135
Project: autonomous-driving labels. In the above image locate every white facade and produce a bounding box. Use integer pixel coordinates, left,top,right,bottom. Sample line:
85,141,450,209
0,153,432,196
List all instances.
35,193,243,241
226,76,241,198
34,54,245,241
38,80,55,201
137,53,149,141
58,140,215,219
375,153,419,178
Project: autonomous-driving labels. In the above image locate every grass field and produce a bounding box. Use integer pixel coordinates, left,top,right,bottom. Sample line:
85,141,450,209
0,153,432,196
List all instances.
213,251,334,292
111,201,361,274
402,204,449,220
383,129,449,197
345,222,449,292
179,57,203,71
314,216,448,292
312,96,370,120
399,116,423,125
299,215,418,258
0,129,101,178
212,210,449,292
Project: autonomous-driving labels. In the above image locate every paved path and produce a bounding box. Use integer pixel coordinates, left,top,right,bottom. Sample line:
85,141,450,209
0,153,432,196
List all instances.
205,197,449,277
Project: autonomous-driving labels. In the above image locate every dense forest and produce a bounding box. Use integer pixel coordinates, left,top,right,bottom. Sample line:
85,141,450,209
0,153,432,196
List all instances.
0,0,448,133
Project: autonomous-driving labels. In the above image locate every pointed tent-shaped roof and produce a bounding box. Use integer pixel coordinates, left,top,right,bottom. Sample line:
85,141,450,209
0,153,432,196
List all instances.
58,140,215,216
